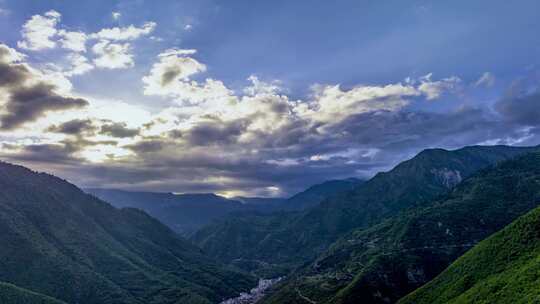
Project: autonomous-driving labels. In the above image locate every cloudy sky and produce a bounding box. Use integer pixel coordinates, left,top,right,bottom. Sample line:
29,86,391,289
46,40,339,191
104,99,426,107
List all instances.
0,0,539,197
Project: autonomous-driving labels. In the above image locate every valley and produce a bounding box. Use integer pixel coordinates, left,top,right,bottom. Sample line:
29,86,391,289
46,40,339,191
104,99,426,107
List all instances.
2,145,540,303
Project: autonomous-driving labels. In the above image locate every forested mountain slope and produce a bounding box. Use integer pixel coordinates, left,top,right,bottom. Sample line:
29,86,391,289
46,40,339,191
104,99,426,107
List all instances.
263,151,540,304
0,161,255,304
400,186,540,304
0,282,66,304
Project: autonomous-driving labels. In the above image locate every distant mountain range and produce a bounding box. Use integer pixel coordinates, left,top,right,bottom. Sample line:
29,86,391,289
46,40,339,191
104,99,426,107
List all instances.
86,178,362,235
0,161,255,304
84,190,250,235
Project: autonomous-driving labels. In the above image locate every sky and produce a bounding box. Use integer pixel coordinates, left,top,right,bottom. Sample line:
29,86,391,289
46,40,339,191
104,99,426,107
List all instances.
0,0,539,197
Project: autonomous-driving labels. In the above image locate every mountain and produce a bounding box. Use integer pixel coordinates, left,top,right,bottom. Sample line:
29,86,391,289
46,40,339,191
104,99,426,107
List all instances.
400,189,540,304
85,189,252,235
192,211,301,277
281,178,364,211
261,151,540,304
0,282,65,304
232,197,286,207
87,178,360,236
0,161,256,304
193,145,539,275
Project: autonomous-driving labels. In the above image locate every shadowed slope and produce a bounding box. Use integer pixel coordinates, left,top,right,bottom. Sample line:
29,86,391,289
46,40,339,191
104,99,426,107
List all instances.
0,161,256,304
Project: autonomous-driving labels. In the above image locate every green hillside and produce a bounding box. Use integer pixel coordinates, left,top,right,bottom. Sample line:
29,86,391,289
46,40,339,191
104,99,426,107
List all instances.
193,145,538,275
262,151,540,304
0,282,65,304
400,198,540,304
0,161,256,304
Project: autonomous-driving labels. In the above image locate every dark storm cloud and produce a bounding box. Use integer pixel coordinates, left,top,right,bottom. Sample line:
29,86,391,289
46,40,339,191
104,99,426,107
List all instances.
1,136,120,165
0,53,89,130
5,143,80,164
495,89,540,126
161,68,181,86
71,150,377,195
0,62,27,87
126,139,164,153
48,119,141,139
99,122,140,138
185,118,248,146
1,83,88,130
62,138,118,150
47,119,97,135
168,129,183,139
333,107,496,152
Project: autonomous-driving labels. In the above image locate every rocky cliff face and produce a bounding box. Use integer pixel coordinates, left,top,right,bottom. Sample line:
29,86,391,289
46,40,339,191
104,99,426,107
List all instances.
431,168,463,188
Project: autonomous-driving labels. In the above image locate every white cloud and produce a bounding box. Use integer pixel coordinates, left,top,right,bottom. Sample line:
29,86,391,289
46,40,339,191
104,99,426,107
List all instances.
0,44,26,63
112,12,121,20
418,73,461,100
266,158,300,166
310,148,378,162
58,30,88,52
142,52,464,144
39,69,74,94
243,75,282,96
474,72,495,88
91,22,156,41
184,24,193,31
143,49,208,97
16,10,157,71
92,41,134,69
64,53,94,76
301,83,419,122
168,79,234,105
158,48,197,57
18,10,61,50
